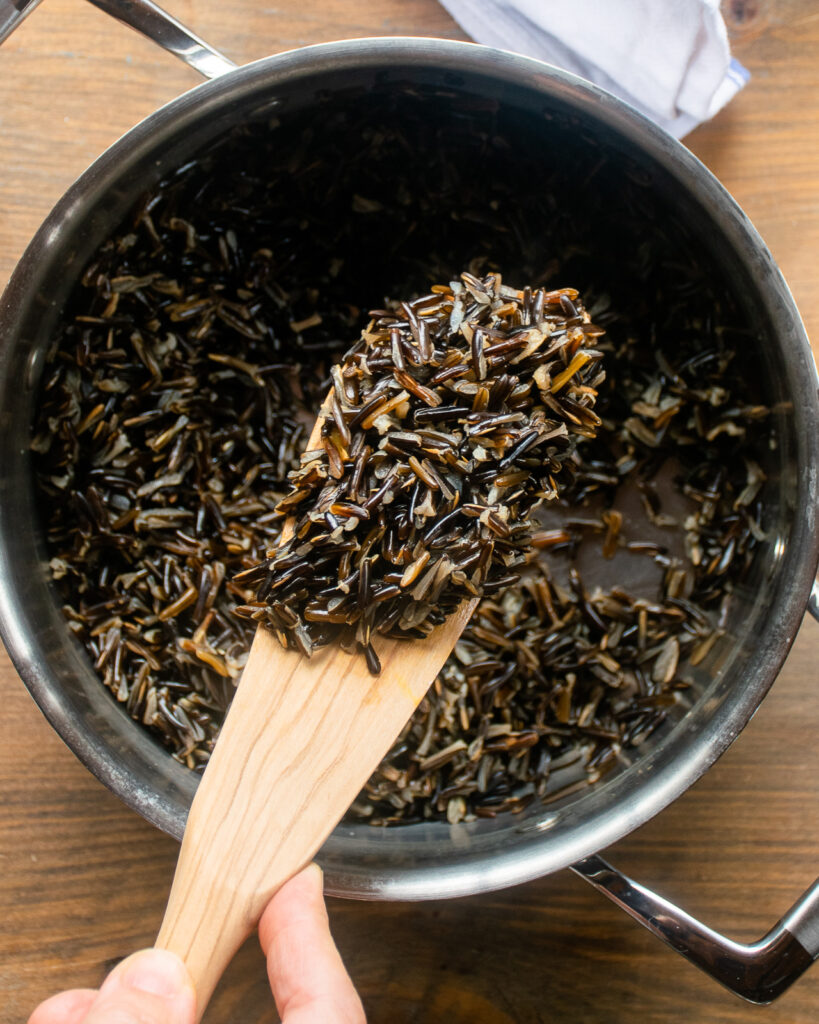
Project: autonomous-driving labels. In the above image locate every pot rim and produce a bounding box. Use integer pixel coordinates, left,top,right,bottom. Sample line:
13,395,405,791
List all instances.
1,36,817,900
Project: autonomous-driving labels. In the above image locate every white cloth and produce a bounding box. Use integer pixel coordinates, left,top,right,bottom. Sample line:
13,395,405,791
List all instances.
438,0,749,138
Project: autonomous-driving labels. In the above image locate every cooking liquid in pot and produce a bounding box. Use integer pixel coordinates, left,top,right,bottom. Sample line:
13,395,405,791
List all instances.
29,83,772,827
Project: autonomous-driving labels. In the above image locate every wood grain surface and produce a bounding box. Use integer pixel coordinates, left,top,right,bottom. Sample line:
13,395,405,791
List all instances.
1,1,818,1021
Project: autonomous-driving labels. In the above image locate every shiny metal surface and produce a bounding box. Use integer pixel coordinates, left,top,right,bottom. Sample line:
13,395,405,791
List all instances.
572,855,819,1004
809,578,819,622
0,0,236,77
84,0,236,79
787,881,819,957
0,33,818,953
0,0,43,44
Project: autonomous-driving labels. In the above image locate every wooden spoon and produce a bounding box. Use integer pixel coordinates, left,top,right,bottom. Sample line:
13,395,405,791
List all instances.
155,400,477,1018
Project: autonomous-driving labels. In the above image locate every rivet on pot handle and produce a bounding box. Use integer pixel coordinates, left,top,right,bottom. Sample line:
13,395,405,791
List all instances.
0,0,237,79
572,854,819,1003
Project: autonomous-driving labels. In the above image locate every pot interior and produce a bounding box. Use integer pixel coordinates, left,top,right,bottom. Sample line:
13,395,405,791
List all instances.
1,43,816,899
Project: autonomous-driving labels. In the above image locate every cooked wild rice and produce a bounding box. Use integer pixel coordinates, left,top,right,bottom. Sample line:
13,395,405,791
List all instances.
32,85,771,821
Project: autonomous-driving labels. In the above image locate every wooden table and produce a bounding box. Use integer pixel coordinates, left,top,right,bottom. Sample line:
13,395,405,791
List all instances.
1,1,818,1021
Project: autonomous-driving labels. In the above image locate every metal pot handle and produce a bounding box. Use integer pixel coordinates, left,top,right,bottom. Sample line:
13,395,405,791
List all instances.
0,0,236,79
572,854,819,1003
572,585,819,1003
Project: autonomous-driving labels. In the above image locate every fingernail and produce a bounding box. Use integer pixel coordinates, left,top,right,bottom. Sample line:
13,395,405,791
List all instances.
115,949,192,999
305,862,324,889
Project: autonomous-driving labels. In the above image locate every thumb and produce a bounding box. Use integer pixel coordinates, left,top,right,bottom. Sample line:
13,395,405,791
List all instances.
80,948,196,1024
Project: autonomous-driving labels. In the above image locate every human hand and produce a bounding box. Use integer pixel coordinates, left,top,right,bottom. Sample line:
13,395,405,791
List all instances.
28,863,365,1024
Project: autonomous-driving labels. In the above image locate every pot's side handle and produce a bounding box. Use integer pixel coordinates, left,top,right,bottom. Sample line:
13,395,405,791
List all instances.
572,854,819,1004
85,0,236,79
0,0,44,44
0,0,237,80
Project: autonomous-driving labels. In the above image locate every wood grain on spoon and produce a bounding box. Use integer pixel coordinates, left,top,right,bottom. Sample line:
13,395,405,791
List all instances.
155,400,477,1018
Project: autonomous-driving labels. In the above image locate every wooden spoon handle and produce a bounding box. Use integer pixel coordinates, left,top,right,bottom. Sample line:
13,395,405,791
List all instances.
155,603,475,1018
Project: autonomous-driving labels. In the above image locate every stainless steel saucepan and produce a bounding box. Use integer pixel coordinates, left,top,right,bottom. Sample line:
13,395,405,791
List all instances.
2,0,819,1004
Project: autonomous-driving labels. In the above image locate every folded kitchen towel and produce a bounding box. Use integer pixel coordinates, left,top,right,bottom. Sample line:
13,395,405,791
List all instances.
438,0,749,137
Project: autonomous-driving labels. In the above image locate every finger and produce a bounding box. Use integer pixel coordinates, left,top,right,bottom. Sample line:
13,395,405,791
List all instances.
259,864,365,1024
27,989,97,1024
77,948,196,1024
